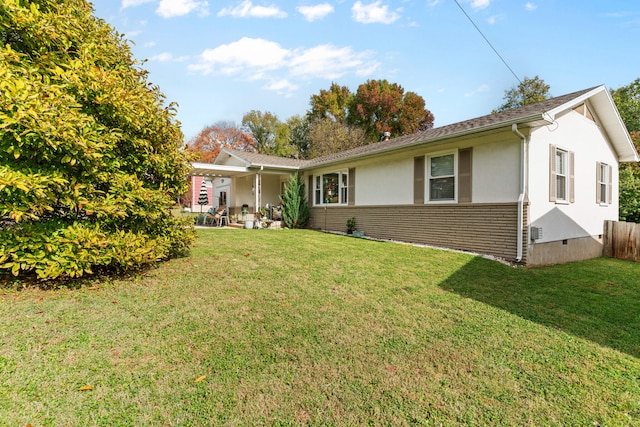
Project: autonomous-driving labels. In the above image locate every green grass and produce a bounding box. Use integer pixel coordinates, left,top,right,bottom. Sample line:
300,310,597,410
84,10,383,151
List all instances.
1,229,639,426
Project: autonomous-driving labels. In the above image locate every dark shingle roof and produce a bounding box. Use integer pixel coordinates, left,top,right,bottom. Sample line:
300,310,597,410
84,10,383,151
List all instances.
215,86,604,170
306,86,598,168
221,149,310,168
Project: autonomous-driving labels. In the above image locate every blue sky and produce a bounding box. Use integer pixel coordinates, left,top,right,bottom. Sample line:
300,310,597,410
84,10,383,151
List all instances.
89,0,640,142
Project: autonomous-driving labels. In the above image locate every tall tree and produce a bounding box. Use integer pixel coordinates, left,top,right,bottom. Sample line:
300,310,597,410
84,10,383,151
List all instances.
0,0,194,280
285,115,310,159
241,110,279,154
307,117,370,159
611,78,640,133
274,121,297,158
348,79,434,141
186,121,254,162
494,75,551,112
309,82,352,123
611,78,640,222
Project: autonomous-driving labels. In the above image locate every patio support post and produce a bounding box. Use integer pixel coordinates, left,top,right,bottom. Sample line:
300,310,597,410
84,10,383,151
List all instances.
254,172,260,215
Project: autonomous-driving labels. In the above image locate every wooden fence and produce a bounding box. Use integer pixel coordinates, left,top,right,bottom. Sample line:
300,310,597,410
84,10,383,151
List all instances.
604,220,640,262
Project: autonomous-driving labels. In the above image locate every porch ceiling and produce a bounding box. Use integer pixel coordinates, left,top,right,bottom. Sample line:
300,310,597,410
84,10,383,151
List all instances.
188,162,249,178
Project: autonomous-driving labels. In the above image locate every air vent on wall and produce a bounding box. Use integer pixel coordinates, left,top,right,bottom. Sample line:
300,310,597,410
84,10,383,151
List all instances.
530,227,543,241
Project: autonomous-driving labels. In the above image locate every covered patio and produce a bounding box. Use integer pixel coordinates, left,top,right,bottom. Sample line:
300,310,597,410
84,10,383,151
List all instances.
186,149,306,224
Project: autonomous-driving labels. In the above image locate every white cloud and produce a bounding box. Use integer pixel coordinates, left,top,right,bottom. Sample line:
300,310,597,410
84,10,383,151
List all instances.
265,79,299,95
525,2,538,11
150,52,189,62
125,29,143,38
352,1,400,24
188,37,380,92
122,0,154,8
217,0,287,18
470,0,490,10
289,44,378,79
297,4,334,22
156,0,209,18
144,41,157,48
427,0,442,6
189,37,290,75
465,84,490,97
487,14,504,25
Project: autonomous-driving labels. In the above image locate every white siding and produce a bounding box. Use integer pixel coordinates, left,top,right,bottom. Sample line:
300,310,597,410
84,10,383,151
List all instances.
472,139,521,202
528,110,619,242
356,157,414,206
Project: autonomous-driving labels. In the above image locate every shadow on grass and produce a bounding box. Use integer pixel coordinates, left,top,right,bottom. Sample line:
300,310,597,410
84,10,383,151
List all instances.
438,256,640,358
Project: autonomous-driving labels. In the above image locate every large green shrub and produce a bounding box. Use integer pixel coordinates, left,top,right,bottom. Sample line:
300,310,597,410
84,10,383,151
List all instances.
0,0,194,280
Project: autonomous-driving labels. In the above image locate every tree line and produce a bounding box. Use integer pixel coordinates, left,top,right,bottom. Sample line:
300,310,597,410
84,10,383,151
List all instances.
186,80,435,161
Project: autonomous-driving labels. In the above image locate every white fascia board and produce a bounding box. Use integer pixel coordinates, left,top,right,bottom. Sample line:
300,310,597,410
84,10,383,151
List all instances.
188,163,248,176
545,85,638,162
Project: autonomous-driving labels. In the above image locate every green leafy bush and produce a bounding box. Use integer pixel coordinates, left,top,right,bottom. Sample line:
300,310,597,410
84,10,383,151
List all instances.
0,0,195,280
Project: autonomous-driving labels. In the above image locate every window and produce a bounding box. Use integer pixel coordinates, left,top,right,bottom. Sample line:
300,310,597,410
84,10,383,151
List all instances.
596,161,612,205
314,171,348,205
549,145,574,203
428,153,455,201
555,149,568,201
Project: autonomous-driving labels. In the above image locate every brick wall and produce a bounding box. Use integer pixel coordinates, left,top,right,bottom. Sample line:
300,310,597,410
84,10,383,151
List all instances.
309,203,527,263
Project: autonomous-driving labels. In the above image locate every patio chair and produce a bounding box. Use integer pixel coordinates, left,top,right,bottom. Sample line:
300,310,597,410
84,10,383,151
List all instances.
206,206,227,227
200,208,215,225
218,206,229,227
202,207,220,226
253,211,264,229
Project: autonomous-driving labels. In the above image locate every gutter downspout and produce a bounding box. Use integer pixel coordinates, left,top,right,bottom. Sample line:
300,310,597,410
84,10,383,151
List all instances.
512,124,527,263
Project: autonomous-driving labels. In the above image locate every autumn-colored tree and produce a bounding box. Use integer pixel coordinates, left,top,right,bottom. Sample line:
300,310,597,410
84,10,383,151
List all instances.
186,121,254,162
307,117,370,159
0,0,194,280
494,75,551,112
242,110,296,157
347,79,434,141
397,91,435,134
309,82,352,124
242,110,279,154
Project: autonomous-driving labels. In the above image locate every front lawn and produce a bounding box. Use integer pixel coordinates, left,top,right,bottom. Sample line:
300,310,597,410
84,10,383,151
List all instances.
1,229,639,425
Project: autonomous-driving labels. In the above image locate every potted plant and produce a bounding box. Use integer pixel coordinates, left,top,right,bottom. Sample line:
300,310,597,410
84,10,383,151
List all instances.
346,217,356,235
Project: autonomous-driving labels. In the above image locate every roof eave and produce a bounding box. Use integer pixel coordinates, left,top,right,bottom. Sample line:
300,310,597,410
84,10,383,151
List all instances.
549,85,638,162
302,113,548,170
248,164,301,171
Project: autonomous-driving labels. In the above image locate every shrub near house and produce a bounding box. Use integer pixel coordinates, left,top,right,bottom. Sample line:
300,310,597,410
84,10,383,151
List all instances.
0,0,194,280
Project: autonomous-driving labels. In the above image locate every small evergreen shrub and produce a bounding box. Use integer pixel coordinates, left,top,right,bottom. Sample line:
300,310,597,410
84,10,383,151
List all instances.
280,172,310,229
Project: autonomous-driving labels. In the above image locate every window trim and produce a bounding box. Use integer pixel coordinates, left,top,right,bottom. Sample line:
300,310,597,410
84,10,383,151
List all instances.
596,161,612,205
313,170,349,206
426,151,457,203
549,145,574,204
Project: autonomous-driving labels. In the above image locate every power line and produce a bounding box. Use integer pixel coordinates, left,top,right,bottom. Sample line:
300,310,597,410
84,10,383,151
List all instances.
453,0,522,85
